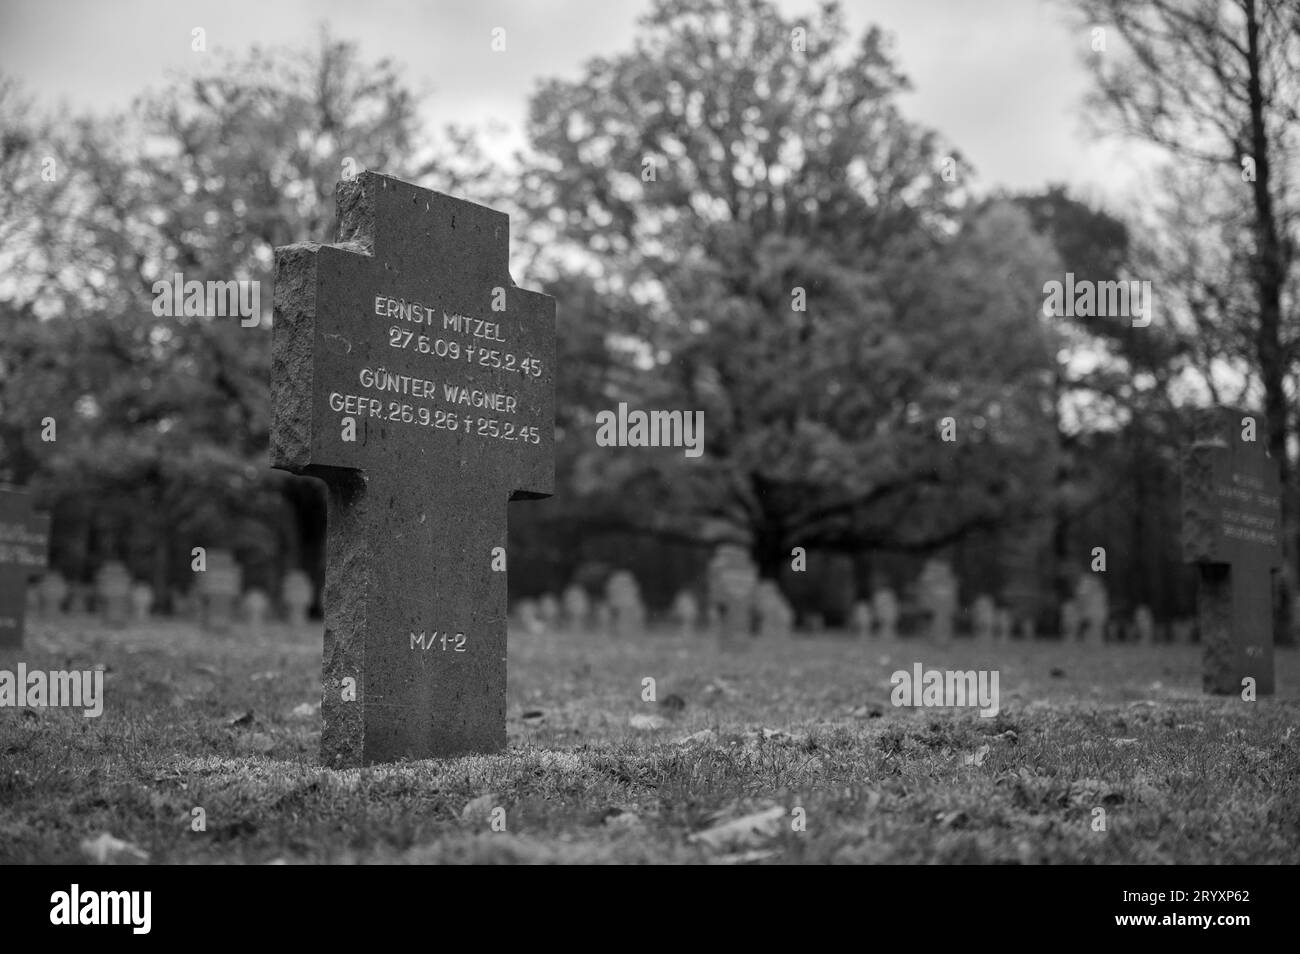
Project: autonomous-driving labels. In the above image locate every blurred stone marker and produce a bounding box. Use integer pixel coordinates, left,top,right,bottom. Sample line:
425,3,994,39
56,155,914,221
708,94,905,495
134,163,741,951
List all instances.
0,487,50,647
199,550,242,634
243,589,270,638
282,569,313,626
872,588,899,640
918,559,958,643
1182,408,1282,695
562,583,589,631
1060,599,1081,640
971,594,995,642
69,583,92,615
39,571,67,617
94,562,131,629
708,545,757,643
1134,605,1154,644
605,571,645,637
1074,575,1108,645
671,590,699,636
993,607,1012,641
537,593,560,628
850,600,873,639
271,172,555,765
172,588,196,621
515,598,544,636
754,581,794,638
130,581,154,623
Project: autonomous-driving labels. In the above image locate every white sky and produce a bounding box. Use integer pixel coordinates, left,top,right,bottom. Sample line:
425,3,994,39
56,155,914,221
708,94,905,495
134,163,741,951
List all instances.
0,0,1147,204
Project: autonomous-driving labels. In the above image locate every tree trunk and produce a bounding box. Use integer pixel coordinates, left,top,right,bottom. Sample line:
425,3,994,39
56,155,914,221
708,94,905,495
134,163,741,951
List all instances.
1244,0,1294,644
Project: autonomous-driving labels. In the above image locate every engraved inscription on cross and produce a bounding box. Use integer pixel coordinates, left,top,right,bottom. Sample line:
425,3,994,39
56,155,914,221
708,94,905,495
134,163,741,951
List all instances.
0,486,51,648
1181,408,1282,695
271,172,555,766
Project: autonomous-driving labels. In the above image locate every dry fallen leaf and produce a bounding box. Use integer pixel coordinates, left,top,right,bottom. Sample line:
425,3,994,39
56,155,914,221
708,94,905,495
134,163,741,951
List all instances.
675,728,717,746
602,809,642,828
240,732,276,754
690,806,786,850
461,793,498,823
936,810,969,829
80,832,149,865
713,849,779,864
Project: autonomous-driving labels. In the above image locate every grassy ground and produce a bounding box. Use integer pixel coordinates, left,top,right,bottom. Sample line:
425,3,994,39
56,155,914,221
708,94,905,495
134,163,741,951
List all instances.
2,616,1298,864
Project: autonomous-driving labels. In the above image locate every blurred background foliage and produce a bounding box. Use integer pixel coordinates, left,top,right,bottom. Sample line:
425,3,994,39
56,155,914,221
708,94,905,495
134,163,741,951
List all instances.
1,0,1296,634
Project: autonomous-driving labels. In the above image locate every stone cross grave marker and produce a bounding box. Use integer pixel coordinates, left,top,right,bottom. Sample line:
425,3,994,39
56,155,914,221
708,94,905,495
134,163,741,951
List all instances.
282,569,314,626
95,562,131,628
39,572,67,617
1133,605,1154,645
872,587,899,640
850,600,873,638
537,593,560,628
1074,575,1108,645
1182,409,1283,695
0,487,50,647
1060,599,1081,640
605,571,645,637
754,580,794,638
708,545,757,643
68,582,92,615
515,598,544,635
671,590,699,636
243,588,270,638
272,172,554,766
562,583,589,630
130,581,154,623
172,588,197,621
918,559,958,643
199,550,242,633
971,594,995,642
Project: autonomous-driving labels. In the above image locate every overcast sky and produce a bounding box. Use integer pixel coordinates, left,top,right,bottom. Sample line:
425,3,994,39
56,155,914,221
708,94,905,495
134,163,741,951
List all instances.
0,0,1144,203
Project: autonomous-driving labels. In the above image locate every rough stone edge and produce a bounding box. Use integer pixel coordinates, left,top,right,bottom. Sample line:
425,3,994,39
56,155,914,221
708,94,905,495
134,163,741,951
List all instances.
335,171,379,253
321,470,368,769
270,243,320,472
1181,443,1221,564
